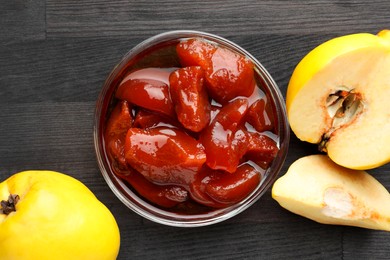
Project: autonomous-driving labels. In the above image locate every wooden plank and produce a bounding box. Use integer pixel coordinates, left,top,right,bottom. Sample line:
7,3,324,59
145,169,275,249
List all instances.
118,220,343,259
46,0,389,38
343,228,390,260
0,102,96,174
0,38,135,103
0,0,46,42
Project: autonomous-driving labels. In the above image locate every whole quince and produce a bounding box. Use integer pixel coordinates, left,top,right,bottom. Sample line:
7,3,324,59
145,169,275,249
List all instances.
0,170,120,260
286,30,390,170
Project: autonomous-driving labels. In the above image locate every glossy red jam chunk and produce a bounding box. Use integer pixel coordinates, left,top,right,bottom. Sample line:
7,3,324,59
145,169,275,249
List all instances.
189,164,261,207
245,132,279,169
206,46,256,103
200,98,249,173
169,66,210,132
124,127,206,186
246,98,275,132
104,38,280,212
120,168,189,208
176,38,215,69
104,100,132,174
116,78,175,117
205,164,261,204
189,166,227,208
177,38,255,103
133,109,181,129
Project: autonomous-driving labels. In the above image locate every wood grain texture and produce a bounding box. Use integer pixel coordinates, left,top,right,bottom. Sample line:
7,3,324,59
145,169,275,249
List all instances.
1,0,390,259
0,0,46,42
45,0,389,38
118,221,343,259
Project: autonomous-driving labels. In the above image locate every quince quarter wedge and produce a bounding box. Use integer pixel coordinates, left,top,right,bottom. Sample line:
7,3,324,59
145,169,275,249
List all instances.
287,30,390,170
272,154,390,231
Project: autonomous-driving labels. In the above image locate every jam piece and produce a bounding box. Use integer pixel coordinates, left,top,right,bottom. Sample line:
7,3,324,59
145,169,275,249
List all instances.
189,166,227,208
206,46,256,103
205,164,261,204
246,98,275,132
104,101,132,173
176,38,215,69
200,98,249,173
120,168,188,208
177,38,255,103
116,78,175,118
245,132,279,169
169,66,211,132
133,109,181,129
124,127,206,186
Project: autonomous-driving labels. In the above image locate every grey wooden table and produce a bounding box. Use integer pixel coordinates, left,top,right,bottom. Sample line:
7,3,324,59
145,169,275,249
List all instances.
1,1,390,259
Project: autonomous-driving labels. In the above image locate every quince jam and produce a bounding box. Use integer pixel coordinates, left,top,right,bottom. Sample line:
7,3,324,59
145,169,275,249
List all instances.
104,38,279,213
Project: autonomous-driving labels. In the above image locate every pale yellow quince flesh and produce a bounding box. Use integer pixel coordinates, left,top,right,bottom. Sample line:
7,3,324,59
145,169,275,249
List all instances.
272,154,390,231
286,30,390,170
0,170,120,260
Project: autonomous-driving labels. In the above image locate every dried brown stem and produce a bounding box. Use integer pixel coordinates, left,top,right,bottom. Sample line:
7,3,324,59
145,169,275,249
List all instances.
0,194,20,215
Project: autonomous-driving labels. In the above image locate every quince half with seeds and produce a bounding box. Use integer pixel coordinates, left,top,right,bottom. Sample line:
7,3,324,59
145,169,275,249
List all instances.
286,30,390,170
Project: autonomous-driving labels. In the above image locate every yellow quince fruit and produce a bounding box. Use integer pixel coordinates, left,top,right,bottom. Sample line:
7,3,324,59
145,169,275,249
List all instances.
286,30,390,170
0,170,120,260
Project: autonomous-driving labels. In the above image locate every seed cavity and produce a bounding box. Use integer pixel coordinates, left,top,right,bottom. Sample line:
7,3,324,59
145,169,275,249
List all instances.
320,87,364,152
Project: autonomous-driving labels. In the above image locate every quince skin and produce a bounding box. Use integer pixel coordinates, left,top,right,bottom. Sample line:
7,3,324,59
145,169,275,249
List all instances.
0,170,120,260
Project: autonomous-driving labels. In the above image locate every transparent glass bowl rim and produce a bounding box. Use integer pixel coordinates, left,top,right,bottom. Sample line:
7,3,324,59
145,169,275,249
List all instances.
93,30,290,227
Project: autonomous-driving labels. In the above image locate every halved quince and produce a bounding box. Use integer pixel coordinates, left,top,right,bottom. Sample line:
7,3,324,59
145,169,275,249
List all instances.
286,30,390,170
272,154,390,231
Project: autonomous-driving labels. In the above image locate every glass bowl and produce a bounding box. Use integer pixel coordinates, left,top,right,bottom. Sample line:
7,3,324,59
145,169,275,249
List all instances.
93,30,289,227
